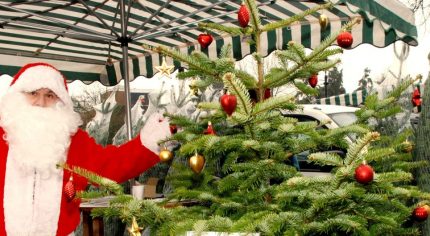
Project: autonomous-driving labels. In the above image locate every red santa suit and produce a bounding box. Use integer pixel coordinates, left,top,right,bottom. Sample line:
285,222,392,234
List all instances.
0,63,165,235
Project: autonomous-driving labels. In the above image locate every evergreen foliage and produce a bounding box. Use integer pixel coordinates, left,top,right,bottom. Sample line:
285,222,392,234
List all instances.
70,1,429,235
414,73,430,235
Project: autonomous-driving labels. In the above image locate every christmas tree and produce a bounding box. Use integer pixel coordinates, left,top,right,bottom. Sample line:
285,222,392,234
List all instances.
67,1,430,235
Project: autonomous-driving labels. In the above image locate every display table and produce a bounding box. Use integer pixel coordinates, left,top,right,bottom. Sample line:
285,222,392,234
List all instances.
80,196,115,236
79,195,164,236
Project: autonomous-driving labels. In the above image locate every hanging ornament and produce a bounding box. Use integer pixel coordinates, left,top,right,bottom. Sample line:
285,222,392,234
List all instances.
337,31,353,49
169,124,178,134
308,74,318,88
412,88,421,112
412,206,429,222
220,93,237,116
319,14,329,29
189,153,205,174
127,217,143,236
198,33,213,48
64,175,76,202
204,121,216,135
237,4,250,28
159,147,174,163
263,88,271,100
354,162,374,184
155,57,174,77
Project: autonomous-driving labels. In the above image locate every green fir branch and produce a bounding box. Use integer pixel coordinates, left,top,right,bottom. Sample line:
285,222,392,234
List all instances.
363,148,396,163
308,152,344,167
262,3,332,32
375,171,413,183
392,160,429,172
251,95,296,116
198,22,244,36
286,176,334,190
58,163,123,195
223,73,253,116
344,132,380,166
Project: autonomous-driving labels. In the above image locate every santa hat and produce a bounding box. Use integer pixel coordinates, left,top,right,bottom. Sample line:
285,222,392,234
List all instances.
10,62,73,108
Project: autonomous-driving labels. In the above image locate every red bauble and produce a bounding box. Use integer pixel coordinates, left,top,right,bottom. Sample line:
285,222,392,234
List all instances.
169,124,178,134
220,94,237,116
412,88,421,107
413,206,429,222
337,31,353,48
308,74,318,88
238,4,250,28
354,164,374,184
64,176,76,202
263,88,271,100
204,121,216,135
198,33,213,48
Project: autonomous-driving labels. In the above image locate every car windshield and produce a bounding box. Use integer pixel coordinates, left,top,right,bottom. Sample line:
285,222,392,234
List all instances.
327,112,357,127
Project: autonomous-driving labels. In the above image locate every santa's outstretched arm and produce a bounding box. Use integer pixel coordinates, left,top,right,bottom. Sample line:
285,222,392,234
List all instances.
67,111,171,183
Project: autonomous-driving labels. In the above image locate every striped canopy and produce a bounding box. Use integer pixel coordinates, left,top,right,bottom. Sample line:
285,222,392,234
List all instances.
0,0,417,86
316,89,367,107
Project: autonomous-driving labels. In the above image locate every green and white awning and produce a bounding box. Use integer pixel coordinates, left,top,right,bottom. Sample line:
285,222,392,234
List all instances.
316,89,367,107
0,0,417,85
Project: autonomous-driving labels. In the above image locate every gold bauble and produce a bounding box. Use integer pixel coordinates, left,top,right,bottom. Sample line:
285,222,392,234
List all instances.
189,153,205,174
159,147,173,163
319,14,329,29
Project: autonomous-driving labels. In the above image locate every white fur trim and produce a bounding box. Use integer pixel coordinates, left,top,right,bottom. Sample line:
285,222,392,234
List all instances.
4,149,64,235
10,65,73,108
140,111,171,154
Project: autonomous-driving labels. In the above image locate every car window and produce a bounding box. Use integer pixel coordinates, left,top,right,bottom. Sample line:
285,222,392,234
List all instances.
327,112,357,127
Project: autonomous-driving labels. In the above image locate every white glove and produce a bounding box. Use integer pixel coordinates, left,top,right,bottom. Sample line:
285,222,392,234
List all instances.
140,111,171,154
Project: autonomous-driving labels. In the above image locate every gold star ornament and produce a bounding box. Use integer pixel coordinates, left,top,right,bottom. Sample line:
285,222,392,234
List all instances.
127,217,143,236
155,57,174,77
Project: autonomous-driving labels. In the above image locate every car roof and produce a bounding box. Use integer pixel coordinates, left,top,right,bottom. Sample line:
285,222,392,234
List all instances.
300,104,359,115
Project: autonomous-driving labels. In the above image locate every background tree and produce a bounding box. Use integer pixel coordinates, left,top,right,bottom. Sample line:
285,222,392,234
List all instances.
356,67,374,93
317,66,346,98
71,87,109,128
413,73,430,236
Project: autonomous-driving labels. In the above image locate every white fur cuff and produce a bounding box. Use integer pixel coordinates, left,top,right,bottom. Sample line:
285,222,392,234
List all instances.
140,111,171,154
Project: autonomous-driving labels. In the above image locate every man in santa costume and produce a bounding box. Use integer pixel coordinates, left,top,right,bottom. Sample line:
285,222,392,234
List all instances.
0,62,169,235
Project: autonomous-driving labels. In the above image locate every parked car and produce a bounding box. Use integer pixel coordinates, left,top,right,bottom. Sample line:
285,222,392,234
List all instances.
281,104,359,176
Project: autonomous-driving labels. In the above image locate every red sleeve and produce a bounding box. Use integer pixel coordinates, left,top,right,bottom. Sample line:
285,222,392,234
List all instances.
66,129,160,183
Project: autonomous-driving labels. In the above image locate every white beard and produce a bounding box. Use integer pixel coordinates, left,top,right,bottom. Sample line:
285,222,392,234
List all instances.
0,91,82,177
0,91,82,235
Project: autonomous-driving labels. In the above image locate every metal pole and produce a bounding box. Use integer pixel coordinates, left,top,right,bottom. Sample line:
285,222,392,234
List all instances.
119,0,133,141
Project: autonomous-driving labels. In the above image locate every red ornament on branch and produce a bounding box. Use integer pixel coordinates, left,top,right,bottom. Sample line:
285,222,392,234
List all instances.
264,88,271,100
238,4,250,28
198,33,213,48
220,93,237,116
204,121,216,135
169,124,178,134
354,163,374,184
337,31,353,49
308,74,318,88
64,175,76,202
412,88,421,107
412,206,429,222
